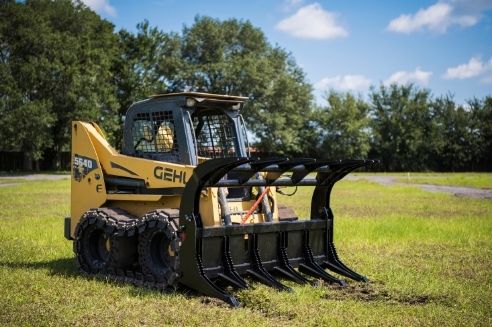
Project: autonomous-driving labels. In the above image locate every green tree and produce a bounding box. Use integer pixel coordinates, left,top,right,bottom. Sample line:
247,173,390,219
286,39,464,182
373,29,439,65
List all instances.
0,0,119,169
115,21,181,116
113,21,181,147
311,90,371,160
468,96,492,170
429,96,473,171
369,84,432,171
164,16,314,155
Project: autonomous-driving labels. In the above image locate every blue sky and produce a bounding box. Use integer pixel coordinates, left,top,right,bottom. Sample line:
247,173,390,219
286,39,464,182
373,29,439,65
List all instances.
84,0,492,104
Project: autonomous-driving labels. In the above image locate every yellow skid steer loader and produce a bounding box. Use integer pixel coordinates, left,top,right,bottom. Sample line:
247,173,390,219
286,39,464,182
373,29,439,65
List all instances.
66,92,376,306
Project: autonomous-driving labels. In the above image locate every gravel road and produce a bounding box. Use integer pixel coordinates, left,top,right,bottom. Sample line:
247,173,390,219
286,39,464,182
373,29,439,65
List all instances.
345,175,492,199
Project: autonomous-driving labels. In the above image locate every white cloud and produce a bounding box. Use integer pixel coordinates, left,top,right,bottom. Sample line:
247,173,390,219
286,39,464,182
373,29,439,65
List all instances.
385,68,432,86
443,57,492,79
81,0,116,17
387,0,492,34
276,3,348,39
315,75,372,92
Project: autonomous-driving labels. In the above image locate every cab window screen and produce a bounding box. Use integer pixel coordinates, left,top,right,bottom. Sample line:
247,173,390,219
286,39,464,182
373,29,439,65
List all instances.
193,113,237,158
131,111,178,157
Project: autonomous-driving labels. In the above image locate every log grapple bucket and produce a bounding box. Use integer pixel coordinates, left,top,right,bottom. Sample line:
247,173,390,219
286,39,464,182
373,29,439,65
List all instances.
177,157,377,306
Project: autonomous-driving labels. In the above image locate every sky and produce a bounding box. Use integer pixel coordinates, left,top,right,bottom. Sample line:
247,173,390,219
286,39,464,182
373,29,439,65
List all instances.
83,0,492,104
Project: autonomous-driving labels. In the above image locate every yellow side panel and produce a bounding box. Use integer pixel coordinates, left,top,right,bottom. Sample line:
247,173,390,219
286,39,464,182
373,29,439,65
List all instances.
70,122,107,237
83,122,194,189
70,121,281,231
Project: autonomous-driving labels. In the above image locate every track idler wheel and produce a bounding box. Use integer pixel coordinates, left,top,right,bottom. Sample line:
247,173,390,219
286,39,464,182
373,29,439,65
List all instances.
138,210,180,285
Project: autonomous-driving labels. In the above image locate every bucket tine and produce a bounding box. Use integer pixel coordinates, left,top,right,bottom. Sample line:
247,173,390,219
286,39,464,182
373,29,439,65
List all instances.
221,236,248,289
316,160,374,282
178,157,253,307
273,266,308,285
273,232,309,284
322,213,368,282
323,245,368,282
299,230,346,286
217,273,247,289
187,256,241,307
201,280,240,307
246,233,291,291
298,262,345,286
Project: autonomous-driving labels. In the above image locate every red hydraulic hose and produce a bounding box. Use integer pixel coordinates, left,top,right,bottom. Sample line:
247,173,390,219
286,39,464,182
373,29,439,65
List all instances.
240,186,270,225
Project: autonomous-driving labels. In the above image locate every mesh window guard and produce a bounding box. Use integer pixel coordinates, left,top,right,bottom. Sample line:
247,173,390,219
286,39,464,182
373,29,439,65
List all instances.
131,111,178,156
193,113,237,158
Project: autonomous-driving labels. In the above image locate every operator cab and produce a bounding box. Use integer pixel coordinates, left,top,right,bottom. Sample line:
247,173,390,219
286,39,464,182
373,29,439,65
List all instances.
122,92,249,166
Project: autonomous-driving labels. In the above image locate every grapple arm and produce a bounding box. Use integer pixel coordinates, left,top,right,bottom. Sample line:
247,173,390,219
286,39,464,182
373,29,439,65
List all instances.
178,157,377,306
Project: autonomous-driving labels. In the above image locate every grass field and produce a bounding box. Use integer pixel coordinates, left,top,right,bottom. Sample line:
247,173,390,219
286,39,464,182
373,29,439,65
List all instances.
394,173,492,189
0,176,491,326
353,172,492,189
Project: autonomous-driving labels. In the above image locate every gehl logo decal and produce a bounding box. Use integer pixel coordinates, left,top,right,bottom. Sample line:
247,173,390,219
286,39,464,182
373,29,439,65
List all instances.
73,154,98,182
154,166,187,184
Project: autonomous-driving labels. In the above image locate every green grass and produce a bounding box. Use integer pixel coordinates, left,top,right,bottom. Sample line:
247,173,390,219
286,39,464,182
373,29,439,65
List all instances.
0,178,25,185
0,178,491,326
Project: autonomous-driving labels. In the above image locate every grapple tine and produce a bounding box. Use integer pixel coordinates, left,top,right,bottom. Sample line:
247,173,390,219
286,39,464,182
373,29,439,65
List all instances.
247,233,291,291
221,236,248,289
319,160,369,186
310,160,374,282
258,158,313,184
322,215,368,282
237,157,287,183
272,232,309,285
204,157,253,187
273,267,308,285
298,263,345,285
186,255,241,307
298,230,346,286
178,157,252,307
217,273,247,289
291,160,332,183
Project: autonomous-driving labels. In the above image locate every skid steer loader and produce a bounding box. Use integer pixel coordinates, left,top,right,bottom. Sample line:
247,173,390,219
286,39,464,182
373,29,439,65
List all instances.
66,92,376,306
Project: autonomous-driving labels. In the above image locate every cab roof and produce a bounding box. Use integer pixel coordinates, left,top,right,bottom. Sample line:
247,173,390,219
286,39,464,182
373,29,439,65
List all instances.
151,92,248,104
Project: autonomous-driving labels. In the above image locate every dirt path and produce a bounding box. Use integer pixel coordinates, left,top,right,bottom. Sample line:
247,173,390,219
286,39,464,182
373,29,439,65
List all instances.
346,175,492,199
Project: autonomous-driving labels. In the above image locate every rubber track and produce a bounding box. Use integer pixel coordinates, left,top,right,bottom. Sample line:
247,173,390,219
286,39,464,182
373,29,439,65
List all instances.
73,207,180,291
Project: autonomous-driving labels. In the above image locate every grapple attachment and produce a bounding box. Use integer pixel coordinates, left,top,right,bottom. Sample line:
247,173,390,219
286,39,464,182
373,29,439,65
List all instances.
177,157,377,306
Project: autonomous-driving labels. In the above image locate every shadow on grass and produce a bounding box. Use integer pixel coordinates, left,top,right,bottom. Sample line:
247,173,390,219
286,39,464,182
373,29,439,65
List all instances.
0,257,188,300
0,257,78,277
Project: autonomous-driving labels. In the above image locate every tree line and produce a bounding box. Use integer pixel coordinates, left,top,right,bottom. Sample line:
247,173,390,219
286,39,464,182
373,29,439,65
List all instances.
0,0,490,171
